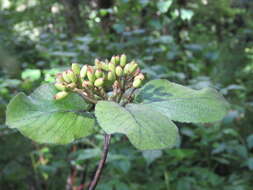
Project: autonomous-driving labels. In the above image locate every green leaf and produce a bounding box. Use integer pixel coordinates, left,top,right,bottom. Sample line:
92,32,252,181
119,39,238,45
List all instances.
95,101,179,150
6,84,94,144
135,79,229,123
157,0,173,13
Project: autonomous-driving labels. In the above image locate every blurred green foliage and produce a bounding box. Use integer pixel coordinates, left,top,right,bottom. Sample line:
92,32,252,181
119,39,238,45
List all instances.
0,0,253,189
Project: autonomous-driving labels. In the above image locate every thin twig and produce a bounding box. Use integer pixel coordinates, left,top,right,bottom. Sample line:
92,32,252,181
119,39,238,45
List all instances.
87,134,111,190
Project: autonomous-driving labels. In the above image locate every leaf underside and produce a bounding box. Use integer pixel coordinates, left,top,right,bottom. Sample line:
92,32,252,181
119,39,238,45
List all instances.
135,79,229,123
6,84,94,144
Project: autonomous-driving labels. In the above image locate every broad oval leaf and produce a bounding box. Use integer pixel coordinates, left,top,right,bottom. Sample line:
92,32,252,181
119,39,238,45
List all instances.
135,79,229,123
95,101,179,150
6,84,95,144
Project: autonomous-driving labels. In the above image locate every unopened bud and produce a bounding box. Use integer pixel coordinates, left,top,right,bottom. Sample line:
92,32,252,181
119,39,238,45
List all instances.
95,59,102,69
54,91,68,100
63,71,71,83
115,55,120,64
108,62,116,72
95,69,103,78
67,70,77,83
71,63,81,75
101,62,109,71
94,78,104,87
110,56,116,65
55,82,66,91
107,71,116,81
120,54,127,67
133,79,142,88
124,63,130,75
129,62,138,74
80,65,88,79
115,66,123,77
135,73,145,80
87,66,95,82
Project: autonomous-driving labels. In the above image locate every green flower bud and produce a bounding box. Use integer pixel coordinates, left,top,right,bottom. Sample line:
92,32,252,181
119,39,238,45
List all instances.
123,63,130,75
67,70,77,83
129,62,138,74
110,56,116,65
115,55,120,64
107,71,116,81
62,71,71,83
120,54,127,67
87,66,95,82
95,69,103,78
108,62,116,72
134,73,145,80
95,59,102,69
94,78,104,87
54,91,68,100
55,82,66,91
133,79,142,88
101,62,109,71
80,65,88,79
71,63,81,75
115,66,123,77
82,80,93,88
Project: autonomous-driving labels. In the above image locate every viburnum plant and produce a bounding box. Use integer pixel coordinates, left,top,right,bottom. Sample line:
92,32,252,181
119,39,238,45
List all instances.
6,54,229,190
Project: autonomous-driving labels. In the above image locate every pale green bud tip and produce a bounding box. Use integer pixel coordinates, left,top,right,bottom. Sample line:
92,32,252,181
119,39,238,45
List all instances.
55,82,66,91
95,59,102,69
107,71,116,81
115,55,120,64
62,71,71,83
67,70,77,83
95,69,103,78
115,66,123,77
94,78,104,87
129,62,138,74
124,63,130,75
108,62,116,72
110,56,116,64
71,63,81,75
120,54,127,67
54,91,68,100
87,66,95,82
80,65,88,78
133,79,142,88
101,62,109,71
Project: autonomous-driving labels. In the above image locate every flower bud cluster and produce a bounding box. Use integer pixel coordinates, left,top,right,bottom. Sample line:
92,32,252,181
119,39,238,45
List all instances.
54,54,145,103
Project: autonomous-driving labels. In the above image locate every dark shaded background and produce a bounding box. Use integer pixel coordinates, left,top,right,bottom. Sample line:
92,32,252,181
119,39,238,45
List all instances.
0,0,253,189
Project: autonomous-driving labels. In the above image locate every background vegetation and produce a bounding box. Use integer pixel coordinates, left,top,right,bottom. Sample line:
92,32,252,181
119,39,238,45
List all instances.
0,0,253,189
